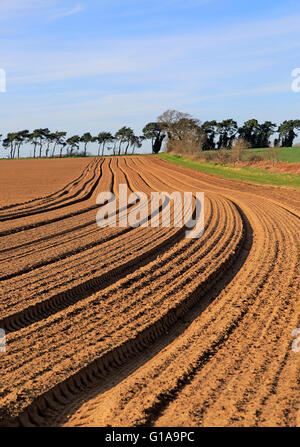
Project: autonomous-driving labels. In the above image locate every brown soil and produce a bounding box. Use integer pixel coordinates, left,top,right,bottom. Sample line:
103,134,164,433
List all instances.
234,160,300,174
0,158,90,208
0,156,299,428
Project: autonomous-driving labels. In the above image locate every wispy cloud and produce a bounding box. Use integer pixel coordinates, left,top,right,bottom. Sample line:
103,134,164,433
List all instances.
5,12,300,87
0,1,84,21
52,3,84,19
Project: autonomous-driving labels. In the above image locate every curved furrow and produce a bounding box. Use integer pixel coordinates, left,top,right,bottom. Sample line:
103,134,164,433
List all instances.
59,161,298,428
204,206,299,427
88,192,298,428
150,156,300,216
0,199,172,316
0,209,107,256
0,158,114,251
0,157,129,248
0,193,245,426
0,159,103,222
0,158,95,214
3,191,207,348
0,159,97,219
0,159,195,327
0,155,168,279
0,160,115,278
0,203,101,238
0,216,189,333
153,204,299,427
0,160,106,236
64,198,267,427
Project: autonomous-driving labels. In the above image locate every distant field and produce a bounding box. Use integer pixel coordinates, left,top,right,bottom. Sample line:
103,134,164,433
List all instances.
245,146,300,163
157,153,300,189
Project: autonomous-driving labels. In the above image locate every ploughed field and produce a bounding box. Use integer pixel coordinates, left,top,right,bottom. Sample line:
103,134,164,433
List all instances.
0,158,88,207
0,155,299,427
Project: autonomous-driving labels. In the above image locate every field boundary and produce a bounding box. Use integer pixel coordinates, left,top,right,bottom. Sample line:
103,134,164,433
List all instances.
157,154,300,190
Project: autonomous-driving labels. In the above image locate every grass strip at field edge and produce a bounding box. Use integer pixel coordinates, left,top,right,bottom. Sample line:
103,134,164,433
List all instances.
156,153,300,190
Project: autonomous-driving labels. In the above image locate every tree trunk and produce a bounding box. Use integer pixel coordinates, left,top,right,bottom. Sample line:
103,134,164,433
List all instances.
153,134,165,154
45,142,51,157
51,142,57,157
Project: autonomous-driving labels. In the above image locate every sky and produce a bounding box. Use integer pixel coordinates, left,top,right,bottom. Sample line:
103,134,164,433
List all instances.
1,0,300,155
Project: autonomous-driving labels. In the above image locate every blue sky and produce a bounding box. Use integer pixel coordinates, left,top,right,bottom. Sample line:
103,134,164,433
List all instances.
1,0,300,154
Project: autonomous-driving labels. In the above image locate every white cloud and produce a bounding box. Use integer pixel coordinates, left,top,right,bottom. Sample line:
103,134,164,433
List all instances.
1,12,300,89
0,1,84,21
2,12,300,87
52,3,84,19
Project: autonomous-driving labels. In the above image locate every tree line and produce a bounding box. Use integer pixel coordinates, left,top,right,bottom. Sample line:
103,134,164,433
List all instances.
0,128,144,159
155,111,300,153
1,111,300,158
